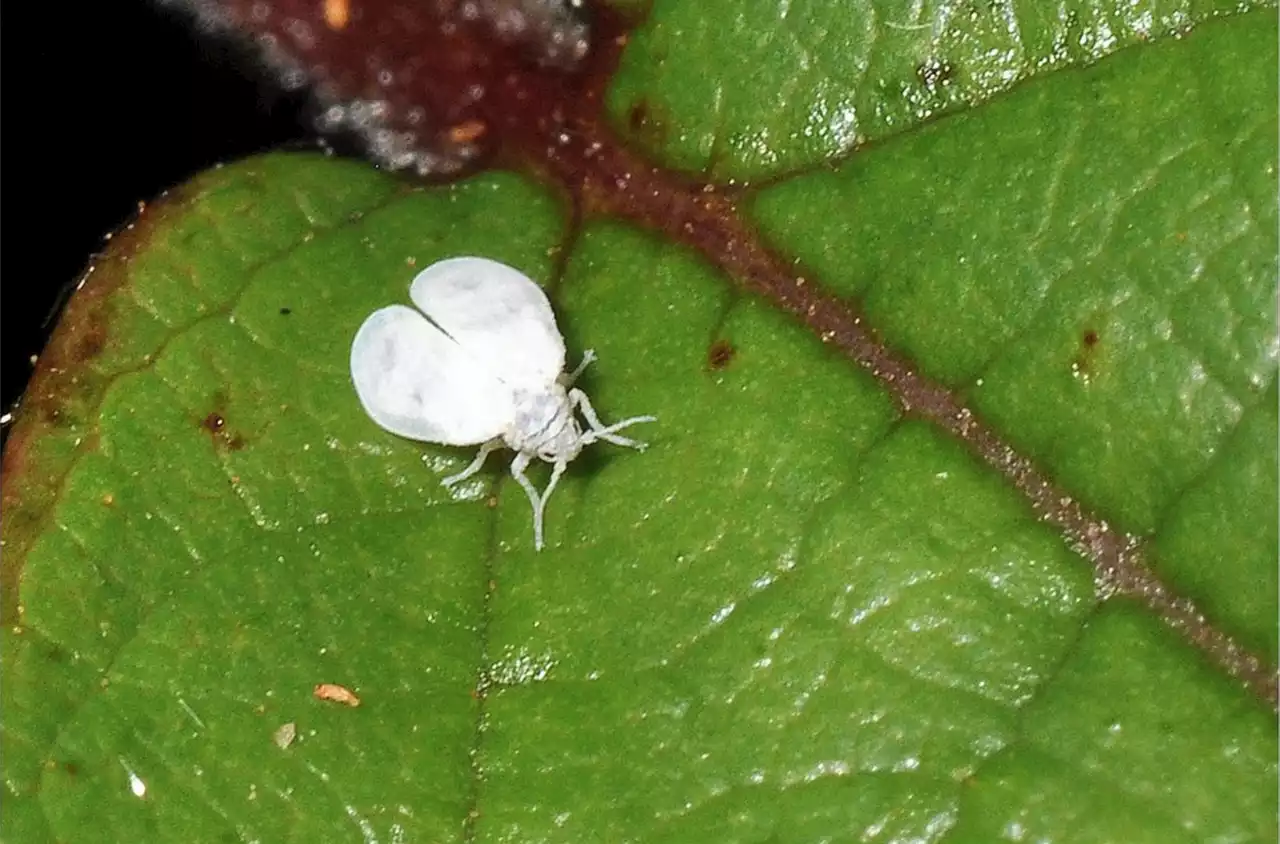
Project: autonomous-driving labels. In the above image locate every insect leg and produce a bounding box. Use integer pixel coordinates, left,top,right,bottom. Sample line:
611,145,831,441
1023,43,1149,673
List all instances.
537,458,570,549
510,451,547,550
441,439,500,487
570,388,656,450
560,348,597,387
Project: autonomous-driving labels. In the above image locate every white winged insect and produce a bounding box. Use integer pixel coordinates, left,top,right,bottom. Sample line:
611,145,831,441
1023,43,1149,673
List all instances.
350,256,656,550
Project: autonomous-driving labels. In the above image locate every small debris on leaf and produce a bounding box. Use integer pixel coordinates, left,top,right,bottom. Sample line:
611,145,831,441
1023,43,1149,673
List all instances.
313,683,361,707
273,722,297,749
324,0,349,30
448,120,488,144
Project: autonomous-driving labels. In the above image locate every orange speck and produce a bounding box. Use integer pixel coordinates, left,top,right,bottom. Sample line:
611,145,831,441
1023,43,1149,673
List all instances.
314,683,361,707
448,120,487,144
324,0,349,31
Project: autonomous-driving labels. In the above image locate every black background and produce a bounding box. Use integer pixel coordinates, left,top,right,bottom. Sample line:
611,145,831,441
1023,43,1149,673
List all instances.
3,1,311,413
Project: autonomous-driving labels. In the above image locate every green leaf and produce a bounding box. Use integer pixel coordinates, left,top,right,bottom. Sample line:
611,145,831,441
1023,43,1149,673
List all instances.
750,13,1276,546
607,0,1268,179
3,6,1275,844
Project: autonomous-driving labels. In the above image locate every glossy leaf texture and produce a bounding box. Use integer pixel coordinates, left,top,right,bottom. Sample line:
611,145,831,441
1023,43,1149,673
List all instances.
2,3,1276,843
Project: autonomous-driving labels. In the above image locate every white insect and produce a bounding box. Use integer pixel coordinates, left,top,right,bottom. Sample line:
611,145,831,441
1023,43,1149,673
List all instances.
350,256,655,550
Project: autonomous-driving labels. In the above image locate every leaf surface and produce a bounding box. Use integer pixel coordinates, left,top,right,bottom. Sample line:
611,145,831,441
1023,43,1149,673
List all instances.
2,3,1275,843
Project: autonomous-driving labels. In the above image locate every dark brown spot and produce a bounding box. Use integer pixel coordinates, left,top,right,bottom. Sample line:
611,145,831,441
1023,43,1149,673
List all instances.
279,307,292,316
36,397,63,425
201,405,248,452
74,324,107,362
628,99,649,132
62,761,79,777
624,96,669,151
1072,328,1102,378
707,340,736,370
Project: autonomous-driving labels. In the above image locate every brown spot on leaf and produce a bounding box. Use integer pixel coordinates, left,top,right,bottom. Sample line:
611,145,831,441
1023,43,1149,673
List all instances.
1071,328,1102,381
625,97,669,152
35,397,64,426
74,323,107,362
201,405,248,452
707,340,736,370
628,99,649,132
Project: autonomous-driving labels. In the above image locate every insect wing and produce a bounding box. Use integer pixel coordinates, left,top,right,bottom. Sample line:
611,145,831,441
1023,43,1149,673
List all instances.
409,257,566,390
350,305,513,446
